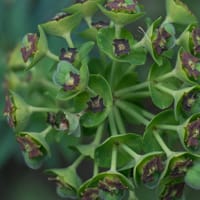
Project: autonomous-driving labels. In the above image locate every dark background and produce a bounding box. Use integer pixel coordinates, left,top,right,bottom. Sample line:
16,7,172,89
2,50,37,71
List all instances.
0,0,199,199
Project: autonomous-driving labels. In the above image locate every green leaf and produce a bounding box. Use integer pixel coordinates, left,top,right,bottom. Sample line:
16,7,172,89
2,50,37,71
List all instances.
148,59,180,109
98,4,144,26
143,110,178,153
185,161,200,189
64,0,104,17
46,166,81,198
166,0,197,25
80,74,113,127
41,12,82,38
97,27,146,65
95,134,142,169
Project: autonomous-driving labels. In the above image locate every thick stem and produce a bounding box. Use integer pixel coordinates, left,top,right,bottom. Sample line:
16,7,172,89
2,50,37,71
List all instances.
65,32,74,48
120,91,150,100
92,123,104,145
156,124,180,132
110,144,118,171
115,24,122,38
155,84,176,97
115,81,149,97
86,86,97,96
108,109,118,136
93,162,99,177
120,144,141,161
153,131,173,157
28,105,58,113
113,106,126,134
40,126,52,138
84,16,92,28
155,69,177,82
70,155,85,169
46,50,59,62
116,100,149,126
110,61,117,88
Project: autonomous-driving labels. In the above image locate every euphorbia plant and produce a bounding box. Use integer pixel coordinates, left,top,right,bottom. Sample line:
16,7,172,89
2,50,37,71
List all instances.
5,0,200,199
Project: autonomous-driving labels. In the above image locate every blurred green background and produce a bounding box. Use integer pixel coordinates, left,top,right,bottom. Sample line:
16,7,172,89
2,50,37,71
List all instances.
0,0,199,200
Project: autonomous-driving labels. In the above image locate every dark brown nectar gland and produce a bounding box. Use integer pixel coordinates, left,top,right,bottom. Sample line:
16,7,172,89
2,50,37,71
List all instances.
182,91,197,112
170,158,193,178
152,28,171,55
91,21,109,30
63,72,80,91
160,182,185,200
185,118,200,149
87,95,105,113
21,34,38,62
141,156,164,184
113,39,131,57
16,135,43,158
181,52,200,80
192,27,200,55
59,48,77,63
81,187,99,200
105,0,137,13
47,111,69,131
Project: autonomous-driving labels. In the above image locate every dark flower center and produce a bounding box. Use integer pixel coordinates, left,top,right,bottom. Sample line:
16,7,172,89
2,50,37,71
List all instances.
81,187,99,200
113,39,131,57
4,95,16,128
63,72,80,91
182,91,198,112
192,27,200,55
59,48,77,63
161,182,185,200
170,158,193,178
17,135,43,158
141,156,164,184
181,52,200,80
153,28,171,55
185,118,200,149
87,95,105,113
47,111,69,131
105,0,137,13
21,34,38,62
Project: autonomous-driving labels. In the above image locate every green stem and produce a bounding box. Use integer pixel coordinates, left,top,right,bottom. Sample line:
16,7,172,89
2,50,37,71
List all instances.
29,105,57,113
120,91,150,100
93,162,99,177
116,100,149,126
92,123,104,145
110,144,118,171
40,126,52,138
113,106,126,134
156,124,180,132
153,131,173,157
110,61,117,88
135,105,155,120
155,69,177,82
86,86,97,96
155,84,176,97
65,32,74,48
108,108,118,136
46,50,59,62
84,16,92,28
120,144,141,161
70,155,85,169
115,24,122,38
115,81,149,97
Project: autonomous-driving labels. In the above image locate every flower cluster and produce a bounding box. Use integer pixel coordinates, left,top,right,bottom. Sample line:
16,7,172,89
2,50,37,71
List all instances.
5,0,200,199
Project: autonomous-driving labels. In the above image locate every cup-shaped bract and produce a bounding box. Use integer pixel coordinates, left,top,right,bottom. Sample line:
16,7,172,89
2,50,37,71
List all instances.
46,166,82,199
16,131,50,169
4,92,31,131
20,26,48,69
